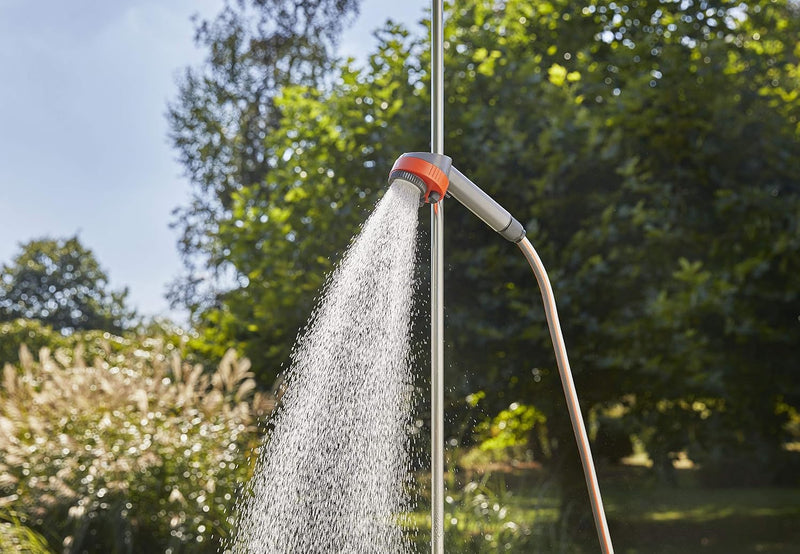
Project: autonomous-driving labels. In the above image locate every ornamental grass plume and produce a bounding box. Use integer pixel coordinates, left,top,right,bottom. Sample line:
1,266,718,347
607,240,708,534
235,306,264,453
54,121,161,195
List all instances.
0,342,274,553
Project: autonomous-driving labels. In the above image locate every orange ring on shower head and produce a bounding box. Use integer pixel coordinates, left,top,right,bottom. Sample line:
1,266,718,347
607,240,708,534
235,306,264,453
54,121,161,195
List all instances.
391,155,450,203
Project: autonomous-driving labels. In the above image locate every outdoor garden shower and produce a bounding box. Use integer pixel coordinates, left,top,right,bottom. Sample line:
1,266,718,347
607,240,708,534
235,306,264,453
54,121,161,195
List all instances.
232,3,616,552
404,1,615,552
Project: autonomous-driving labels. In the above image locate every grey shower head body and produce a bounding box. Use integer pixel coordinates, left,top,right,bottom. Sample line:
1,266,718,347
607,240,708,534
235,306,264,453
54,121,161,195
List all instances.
388,152,526,243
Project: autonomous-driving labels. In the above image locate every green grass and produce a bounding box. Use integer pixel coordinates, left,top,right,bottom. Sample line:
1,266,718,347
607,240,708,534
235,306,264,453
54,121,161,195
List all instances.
607,485,800,553
409,467,800,553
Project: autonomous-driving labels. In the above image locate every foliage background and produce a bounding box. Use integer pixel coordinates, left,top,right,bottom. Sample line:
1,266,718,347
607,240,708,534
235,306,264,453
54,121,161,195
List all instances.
0,339,271,552
167,0,800,478
1,0,799,551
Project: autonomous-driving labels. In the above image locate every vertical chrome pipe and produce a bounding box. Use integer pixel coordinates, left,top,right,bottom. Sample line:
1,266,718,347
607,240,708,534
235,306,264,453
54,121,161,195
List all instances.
431,0,444,155
517,237,615,554
430,0,445,553
430,203,444,553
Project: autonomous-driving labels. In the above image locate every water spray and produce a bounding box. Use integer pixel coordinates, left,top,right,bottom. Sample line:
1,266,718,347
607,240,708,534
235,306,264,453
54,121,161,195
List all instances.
389,150,616,554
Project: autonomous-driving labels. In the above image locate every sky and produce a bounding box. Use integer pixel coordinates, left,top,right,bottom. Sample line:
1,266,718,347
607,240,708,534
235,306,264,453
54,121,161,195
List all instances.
0,0,426,320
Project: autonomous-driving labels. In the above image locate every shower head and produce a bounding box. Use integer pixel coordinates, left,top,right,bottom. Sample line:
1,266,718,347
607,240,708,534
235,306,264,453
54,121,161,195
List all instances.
388,152,526,243
389,152,452,204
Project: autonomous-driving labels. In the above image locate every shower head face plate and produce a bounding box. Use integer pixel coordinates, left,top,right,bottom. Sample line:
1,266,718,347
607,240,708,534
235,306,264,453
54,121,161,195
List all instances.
388,153,451,204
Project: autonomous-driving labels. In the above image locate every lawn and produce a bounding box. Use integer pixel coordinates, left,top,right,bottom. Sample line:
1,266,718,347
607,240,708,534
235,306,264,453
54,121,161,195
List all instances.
410,466,800,553
606,483,800,553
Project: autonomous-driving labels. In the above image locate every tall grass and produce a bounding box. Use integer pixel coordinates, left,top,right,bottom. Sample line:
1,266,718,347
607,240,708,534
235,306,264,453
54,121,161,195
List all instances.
0,342,273,553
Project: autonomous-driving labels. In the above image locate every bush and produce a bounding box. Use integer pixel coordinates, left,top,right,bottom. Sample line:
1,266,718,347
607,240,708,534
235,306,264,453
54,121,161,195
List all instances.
0,319,68,367
409,473,581,554
445,476,541,552
459,402,548,470
0,318,197,371
0,343,273,552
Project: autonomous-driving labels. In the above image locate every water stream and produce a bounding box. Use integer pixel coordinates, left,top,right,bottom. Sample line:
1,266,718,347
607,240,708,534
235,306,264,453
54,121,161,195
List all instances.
228,181,422,553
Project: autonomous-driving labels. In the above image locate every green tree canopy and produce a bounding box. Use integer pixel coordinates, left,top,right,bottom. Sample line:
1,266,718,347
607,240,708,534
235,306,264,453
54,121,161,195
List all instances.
169,0,800,510
0,236,131,333
167,0,359,316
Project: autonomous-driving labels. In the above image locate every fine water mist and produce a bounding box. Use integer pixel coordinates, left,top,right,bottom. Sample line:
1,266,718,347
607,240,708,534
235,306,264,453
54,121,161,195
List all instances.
229,181,423,553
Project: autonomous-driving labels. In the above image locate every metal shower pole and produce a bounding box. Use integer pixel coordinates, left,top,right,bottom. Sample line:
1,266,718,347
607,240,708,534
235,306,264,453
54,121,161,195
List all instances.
430,0,445,552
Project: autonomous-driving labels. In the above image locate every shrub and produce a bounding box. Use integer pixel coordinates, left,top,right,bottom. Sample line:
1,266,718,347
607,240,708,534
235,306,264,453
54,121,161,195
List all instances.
0,343,273,553
0,317,196,371
444,476,537,552
460,402,548,470
410,473,581,554
0,319,68,367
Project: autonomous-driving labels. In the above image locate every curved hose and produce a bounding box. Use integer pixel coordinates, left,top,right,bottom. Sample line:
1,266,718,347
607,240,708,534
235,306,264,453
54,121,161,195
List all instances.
517,237,615,554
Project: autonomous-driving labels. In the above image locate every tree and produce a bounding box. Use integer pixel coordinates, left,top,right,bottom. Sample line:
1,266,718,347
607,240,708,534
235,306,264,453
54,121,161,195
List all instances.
0,236,131,333
431,0,799,499
188,24,429,379
170,0,800,539
167,0,359,318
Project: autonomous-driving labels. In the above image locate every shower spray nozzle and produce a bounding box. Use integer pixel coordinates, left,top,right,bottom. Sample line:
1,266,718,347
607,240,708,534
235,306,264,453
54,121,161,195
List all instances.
388,152,526,243
389,152,452,204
